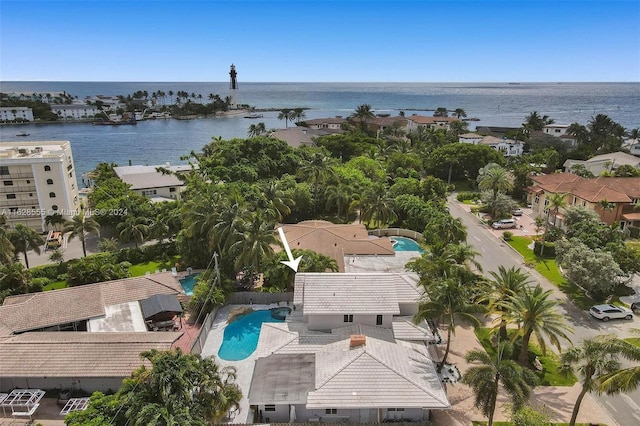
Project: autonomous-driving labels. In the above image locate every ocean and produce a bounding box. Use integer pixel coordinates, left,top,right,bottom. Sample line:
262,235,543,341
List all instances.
1,82,639,180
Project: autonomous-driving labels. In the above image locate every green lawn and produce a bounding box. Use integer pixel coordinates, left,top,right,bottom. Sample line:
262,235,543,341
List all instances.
625,338,640,348
43,280,68,291
128,256,181,277
475,328,577,386
507,236,596,310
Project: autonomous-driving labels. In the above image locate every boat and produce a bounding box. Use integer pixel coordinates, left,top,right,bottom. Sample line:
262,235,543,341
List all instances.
244,113,263,119
16,132,30,136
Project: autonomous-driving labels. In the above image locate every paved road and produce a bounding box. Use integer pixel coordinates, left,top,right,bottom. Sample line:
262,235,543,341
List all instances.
448,195,640,426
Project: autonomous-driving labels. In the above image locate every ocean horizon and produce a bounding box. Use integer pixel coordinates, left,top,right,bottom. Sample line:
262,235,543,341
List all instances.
1,81,639,179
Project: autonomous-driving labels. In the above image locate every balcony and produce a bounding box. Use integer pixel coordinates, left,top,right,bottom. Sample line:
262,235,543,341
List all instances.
0,185,36,194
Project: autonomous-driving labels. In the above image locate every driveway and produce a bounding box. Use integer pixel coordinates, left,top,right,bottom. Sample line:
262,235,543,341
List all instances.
448,194,640,426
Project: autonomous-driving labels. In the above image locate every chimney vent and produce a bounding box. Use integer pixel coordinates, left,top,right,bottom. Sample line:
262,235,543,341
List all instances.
350,334,366,348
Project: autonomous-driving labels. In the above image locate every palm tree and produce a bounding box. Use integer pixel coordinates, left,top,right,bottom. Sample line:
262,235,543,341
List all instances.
560,335,640,426
523,111,554,132
413,275,482,372
228,213,280,273
247,122,267,137
539,192,567,256
351,104,375,131
0,215,14,265
277,108,293,128
63,211,100,257
297,152,337,205
48,248,65,264
454,108,467,119
463,341,538,426
477,163,513,199
292,107,306,123
325,184,359,222
45,213,69,231
8,224,45,268
501,284,573,365
116,216,149,248
359,190,397,227
481,266,532,339
262,181,294,222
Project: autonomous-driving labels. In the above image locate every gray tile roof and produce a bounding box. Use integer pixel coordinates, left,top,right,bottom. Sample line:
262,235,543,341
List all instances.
0,331,182,377
0,273,183,334
295,273,423,315
308,336,449,409
391,317,434,341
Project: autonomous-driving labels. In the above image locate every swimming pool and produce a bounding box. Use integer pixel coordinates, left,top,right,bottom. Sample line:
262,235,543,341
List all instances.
179,273,201,296
218,309,285,361
391,236,424,253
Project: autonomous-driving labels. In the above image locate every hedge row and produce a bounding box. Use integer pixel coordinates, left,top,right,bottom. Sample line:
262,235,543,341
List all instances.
533,240,556,258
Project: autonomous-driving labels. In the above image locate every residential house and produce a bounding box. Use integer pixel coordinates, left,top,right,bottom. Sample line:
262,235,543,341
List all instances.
527,172,640,232
248,272,449,423
300,117,346,133
458,133,483,144
480,135,524,156
0,107,34,122
543,124,571,137
271,127,320,148
628,142,640,157
0,272,185,392
564,152,640,176
405,115,459,132
364,115,408,135
277,221,395,272
113,163,193,201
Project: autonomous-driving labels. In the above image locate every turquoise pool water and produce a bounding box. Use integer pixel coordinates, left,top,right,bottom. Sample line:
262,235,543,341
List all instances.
179,273,201,296
391,236,425,253
218,310,284,361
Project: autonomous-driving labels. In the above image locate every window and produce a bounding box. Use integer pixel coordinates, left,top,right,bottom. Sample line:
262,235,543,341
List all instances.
169,187,176,192
47,179,54,185
325,409,337,415
534,194,540,204
26,180,30,184
264,405,276,412
6,194,16,199
0,166,8,175
632,198,639,205
3,180,13,186
44,165,51,171
69,171,73,178
387,408,404,412
573,197,577,205
49,192,56,198
343,314,353,323
376,315,383,325
52,205,59,211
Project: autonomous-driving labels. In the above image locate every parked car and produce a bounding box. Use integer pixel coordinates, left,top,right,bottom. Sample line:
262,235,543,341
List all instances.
492,218,517,229
512,208,524,216
589,304,634,321
631,302,639,313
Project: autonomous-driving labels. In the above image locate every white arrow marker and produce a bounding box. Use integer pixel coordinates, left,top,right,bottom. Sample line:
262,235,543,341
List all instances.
277,227,302,272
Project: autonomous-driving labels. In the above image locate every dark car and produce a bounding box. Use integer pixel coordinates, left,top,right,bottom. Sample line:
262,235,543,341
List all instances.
632,302,639,313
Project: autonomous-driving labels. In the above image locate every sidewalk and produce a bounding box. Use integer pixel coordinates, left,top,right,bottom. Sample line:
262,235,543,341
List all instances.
431,323,617,425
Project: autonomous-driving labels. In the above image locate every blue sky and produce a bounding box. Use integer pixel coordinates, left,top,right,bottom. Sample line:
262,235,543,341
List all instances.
1,0,639,82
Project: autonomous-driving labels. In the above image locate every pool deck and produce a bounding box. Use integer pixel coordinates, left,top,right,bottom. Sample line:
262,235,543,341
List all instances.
200,303,285,424
344,251,421,273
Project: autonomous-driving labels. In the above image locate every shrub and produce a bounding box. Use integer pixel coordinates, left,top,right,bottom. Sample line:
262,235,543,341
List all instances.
503,231,513,241
534,240,556,258
30,277,50,291
30,263,65,280
457,191,482,202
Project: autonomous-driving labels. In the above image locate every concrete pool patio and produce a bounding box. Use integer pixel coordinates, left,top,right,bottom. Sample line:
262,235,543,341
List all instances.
200,303,286,424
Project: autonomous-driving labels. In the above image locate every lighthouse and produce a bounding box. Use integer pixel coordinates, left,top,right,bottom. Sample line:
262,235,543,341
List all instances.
229,64,238,109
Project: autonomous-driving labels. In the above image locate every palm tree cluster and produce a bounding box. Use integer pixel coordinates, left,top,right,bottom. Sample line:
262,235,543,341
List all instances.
277,108,306,128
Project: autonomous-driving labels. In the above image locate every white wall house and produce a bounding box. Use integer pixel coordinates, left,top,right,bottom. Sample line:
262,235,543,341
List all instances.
114,164,192,202
0,141,80,231
248,272,448,424
0,107,34,122
564,151,640,176
301,117,346,131
543,124,570,136
480,135,524,156
458,132,483,144
51,105,99,120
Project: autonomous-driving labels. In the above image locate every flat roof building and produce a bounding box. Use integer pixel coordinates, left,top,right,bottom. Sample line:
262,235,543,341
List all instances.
0,141,80,231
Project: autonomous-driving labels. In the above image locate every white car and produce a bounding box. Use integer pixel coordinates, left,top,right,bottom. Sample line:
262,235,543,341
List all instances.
589,304,634,321
512,208,524,216
492,218,517,229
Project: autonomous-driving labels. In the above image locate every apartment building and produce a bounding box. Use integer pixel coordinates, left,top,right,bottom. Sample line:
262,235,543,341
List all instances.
0,107,34,122
0,141,80,231
51,104,99,120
